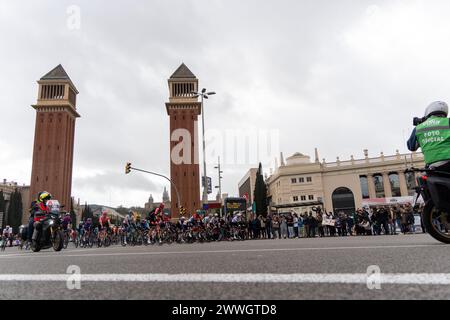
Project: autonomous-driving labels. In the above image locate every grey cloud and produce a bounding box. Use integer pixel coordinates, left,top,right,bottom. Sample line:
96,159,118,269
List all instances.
1,0,450,207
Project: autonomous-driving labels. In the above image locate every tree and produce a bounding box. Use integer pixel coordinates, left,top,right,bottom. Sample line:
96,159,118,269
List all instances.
70,198,77,227
81,202,93,221
0,191,5,229
253,163,268,217
7,189,23,233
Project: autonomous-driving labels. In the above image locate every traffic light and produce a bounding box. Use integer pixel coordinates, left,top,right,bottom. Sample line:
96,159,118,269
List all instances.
125,162,132,174
179,206,186,215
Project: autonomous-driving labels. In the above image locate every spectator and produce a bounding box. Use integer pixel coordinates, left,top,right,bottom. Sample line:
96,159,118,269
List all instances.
328,212,336,237
347,213,354,236
316,212,324,237
266,214,273,239
287,213,294,238
298,214,305,238
304,214,310,238
405,204,415,233
293,214,299,238
260,215,266,239
400,206,410,234
280,215,288,239
272,215,280,239
308,212,317,238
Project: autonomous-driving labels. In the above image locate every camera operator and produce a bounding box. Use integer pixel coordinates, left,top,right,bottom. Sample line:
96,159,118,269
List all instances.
407,101,450,173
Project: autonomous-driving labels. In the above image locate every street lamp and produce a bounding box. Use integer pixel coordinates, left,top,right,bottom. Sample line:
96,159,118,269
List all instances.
214,156,224,217
191,88,216,208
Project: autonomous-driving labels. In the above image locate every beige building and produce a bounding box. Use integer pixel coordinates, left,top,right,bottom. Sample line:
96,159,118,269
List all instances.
238,168,258,207
144,187,171,212
0,179,31,227
266,149,425,215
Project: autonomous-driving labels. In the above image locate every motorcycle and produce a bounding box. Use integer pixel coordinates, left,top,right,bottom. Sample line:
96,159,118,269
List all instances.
31,212,64,252
407,167,450,243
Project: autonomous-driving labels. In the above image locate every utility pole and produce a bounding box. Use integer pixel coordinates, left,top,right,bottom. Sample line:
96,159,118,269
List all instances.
214,156,223,216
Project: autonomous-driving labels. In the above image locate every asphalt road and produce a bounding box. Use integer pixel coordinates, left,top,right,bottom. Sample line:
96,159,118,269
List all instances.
0,233,449,300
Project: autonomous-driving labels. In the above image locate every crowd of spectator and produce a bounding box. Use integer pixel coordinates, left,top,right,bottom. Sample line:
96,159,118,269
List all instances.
246,203,423,240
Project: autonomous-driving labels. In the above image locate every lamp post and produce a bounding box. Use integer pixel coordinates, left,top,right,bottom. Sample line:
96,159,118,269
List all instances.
191,88,216,208
214,156,223,216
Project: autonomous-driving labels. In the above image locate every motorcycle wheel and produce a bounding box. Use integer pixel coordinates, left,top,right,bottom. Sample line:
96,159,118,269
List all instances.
31,240,41,252
53,230,64,252
31,229,41,252
422,202,450,244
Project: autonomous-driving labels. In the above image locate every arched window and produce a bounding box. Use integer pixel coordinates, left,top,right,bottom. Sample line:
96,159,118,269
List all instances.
332,187,356,215
405,172,417,196
373,174,385,198
389,173,401,197
359,176,369,199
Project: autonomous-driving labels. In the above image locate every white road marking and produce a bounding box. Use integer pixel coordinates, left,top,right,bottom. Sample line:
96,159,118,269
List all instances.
0,273,449,285
0,243,443,259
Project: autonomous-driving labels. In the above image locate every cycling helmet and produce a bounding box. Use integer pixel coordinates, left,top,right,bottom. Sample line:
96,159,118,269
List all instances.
38,191,52,203
102,211,108,217
424,101,448,118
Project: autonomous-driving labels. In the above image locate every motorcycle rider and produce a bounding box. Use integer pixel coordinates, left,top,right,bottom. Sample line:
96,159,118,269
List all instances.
408,101,450,173
28,191,52,242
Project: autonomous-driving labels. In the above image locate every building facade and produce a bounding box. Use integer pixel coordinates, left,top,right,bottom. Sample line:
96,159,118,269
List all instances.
166,64,201,218
266,150,425,215
29,64,80,215
0,180,31,227
238,168,258,208
144,187,172,212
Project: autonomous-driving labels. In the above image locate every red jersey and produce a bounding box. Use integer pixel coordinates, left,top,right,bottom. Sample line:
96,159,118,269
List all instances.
33,202,49,222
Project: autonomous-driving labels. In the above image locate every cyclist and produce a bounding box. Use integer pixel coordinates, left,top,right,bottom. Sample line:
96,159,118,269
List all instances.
62,213,72,232
99,211,111,242
99,211,111,232
83,218,93,242
2,225,13,247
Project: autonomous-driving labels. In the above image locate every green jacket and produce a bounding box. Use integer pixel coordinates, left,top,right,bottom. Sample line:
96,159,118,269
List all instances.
415,116,450,165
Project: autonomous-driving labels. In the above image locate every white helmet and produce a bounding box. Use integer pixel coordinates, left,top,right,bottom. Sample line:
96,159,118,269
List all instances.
424,101,448,118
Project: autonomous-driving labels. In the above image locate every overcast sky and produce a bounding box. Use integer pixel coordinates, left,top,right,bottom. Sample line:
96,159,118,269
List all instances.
1,0,449,208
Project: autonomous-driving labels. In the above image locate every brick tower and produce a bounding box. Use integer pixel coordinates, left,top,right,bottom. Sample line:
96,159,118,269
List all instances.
29,64,80,212
166,63,201,218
